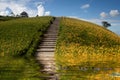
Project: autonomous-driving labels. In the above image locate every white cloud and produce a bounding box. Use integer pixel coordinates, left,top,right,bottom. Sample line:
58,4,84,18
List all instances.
37,4,45,16
0,0,37,17
81,4,90,9
0,11,7,16
0,0,51,17
110,10,120,17
44,11,51,16
100,12,108,18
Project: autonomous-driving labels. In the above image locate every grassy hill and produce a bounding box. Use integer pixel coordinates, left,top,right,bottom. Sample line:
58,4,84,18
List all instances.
55,17,120,80
0,16,54,80
0,16,120,80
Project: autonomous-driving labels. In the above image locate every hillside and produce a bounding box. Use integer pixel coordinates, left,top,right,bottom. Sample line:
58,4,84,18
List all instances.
58,17,120,47
0,16,54,80
0,16,120,80
56,17,120,80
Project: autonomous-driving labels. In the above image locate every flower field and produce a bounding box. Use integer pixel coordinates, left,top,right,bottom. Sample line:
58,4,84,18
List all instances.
55,17,120,80
0,16,53,80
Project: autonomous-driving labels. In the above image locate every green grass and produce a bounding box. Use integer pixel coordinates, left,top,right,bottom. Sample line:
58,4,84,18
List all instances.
0,16,54,80
55,17,120,80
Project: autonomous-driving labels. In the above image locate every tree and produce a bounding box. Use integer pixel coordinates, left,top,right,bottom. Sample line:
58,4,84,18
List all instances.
102,21,111,28
36,15,38,17
10,12,15,17
20,11,28,17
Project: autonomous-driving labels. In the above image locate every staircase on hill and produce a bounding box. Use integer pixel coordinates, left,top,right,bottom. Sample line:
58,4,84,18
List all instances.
36,17,60,80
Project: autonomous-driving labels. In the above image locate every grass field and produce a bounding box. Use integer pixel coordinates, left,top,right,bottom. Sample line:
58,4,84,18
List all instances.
55,17,120,80
0,16,53,80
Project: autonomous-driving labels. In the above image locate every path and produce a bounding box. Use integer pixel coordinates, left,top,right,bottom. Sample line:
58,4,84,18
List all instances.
36,17,60,80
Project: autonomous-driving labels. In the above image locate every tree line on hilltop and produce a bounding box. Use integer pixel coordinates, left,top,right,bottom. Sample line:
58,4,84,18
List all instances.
0,11,29,18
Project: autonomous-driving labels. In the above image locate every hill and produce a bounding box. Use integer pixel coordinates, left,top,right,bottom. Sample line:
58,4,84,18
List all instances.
55,17,120,80
0,16,54,80
57,17,120,47
0,16,120,80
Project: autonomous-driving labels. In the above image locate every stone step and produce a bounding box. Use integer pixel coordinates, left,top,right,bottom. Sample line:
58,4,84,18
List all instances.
47,26,58,29
36,56,54,59
42,67,56,70
47,30,58,32
41,41,56,44
37,54,55,57
37,57,55,61
37,48,55,52
44,37,57,40
40,70,58,74
41,39,56,42
40,43,56,46
36,58,55,61
44,34,58,36
47,29,58,31
39,62,56,65
41,41,56,45
39,76,58,80
42,39,57,42
38,60,55,63
39,45,55,48
36,55,54,58
36,52,54,55
42,68,55,72
44,36,57,38
46,31,58,33
36,57,54,60
39,61,55,64
46,32,58,34
37,53,54,57
36,58,55,62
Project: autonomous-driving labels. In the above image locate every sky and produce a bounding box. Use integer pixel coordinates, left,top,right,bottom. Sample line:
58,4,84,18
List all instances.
0,0,120,35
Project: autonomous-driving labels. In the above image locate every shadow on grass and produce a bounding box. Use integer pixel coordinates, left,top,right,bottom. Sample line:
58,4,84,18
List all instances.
0,56,44,80
57,61,120,80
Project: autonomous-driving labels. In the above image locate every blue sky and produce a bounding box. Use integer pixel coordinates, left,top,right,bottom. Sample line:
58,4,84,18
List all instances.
0,0,120,35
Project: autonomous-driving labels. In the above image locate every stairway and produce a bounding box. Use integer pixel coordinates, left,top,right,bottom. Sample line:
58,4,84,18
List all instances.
36,18,60,80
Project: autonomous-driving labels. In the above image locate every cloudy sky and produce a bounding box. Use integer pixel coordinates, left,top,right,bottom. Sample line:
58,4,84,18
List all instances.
0,0,120,35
